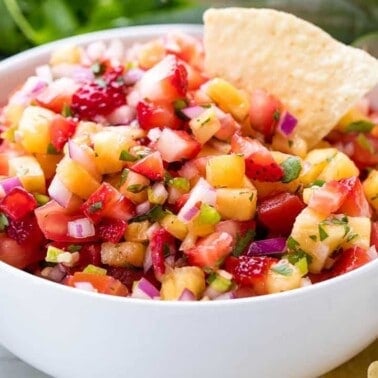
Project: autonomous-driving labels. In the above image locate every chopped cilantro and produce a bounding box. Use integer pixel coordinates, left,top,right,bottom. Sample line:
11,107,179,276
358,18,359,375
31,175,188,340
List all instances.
0,213,9,231
200,117,211,126
346,232,358,242
343,224,351,238
173,99,189,119
119,168,129,186
318,224,329,241
61,103,72,117
356,133,374,153
345,120,375,133
169,177,190,192
67,244,82,252
47,143,59,155
273,110,281,121
287,250,312,265
311,179,325,187
127,184,147,193
309,234,317,242
89,201,103,213
119,150,138,162
130,205,166,223
232,229,255,257
271,261,293,276
287,236,300,251
280,156,302,183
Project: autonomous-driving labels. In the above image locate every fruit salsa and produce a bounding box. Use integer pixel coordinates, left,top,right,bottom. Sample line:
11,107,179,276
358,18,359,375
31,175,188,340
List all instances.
0,24,378,300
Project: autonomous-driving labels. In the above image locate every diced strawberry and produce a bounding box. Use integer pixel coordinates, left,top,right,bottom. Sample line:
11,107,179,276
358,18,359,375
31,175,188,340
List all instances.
0,187,38,221
6,214,44,245
106,266,144,290
257,193,305,236
371,221,378,251
249,89,282,139
150,228,177,277
330,246,376,278
186,231,233,269
82,182,135,223
227,255,277,288
50,115,77,151
172,193,190,213
131,151,164,181
338,177,371,217
216,220,256,250
97,218,127,243
76,243,102,270
136,100,182,131
214,112,241,141
138,55,188,103
180,61,206,90
155,129,201,163
231,134,283,182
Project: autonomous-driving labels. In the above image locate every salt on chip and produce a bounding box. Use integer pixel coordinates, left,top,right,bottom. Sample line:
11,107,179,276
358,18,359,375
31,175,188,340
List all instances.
204,8,378,148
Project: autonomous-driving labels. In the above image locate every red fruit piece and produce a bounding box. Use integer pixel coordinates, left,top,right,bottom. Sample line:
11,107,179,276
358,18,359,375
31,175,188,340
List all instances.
231,134,283,182
0,187,38,221
338,177,370,217
371,221,378,251
257,192,305,236
50,115,77,151
150,228,176,277
97,218,127,243
155,128,201,163
6,215,44,245
186,232,233,269
136,100,182,131
330,246,376,278
106,266,144,290
131,151,164,181
71,68,126,120
228,255,277,287
76,243,102,270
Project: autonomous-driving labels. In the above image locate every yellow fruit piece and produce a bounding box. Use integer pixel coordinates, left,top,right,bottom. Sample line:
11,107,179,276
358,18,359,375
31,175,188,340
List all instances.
160,266,205,300
56,157,100,199
35,153,62,180
206,154,245,188
271,134,308,159
17,106,55,154
216,187,257,221
160,214,188,240
119,170,149,204
189,106,221,144
125,221,150,243
206,78,250,121
8,155,46,193
137,39,166,69
101,241,146,268
266,261,302,294
337,107,371,132
342,216,371,250
73,121,102,145
187,214,215,237
50,45,82,65
92,130,135,174
317,151,359,181
2,104,24,129
363,169,378,211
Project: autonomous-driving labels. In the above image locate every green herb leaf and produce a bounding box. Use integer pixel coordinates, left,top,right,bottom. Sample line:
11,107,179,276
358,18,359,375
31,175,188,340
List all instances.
169,177,190,192
119,150,138,162
318,224,329,241
345,120,375,133
127,184,147,193
273,110,281,121
67,244,82,252
89,201,103,213
130,205,166,223
232,229,255,257
311,179,325,187
47,143,59,155
287,250,312,265
119,168,129,187
356,133,374,153
280,156,302,183
0,213,9,231
61,103,72,117
309,234,317,241
287,236,300,251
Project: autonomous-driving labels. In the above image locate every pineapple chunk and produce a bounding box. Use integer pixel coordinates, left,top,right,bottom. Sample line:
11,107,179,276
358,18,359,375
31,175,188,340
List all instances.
342,216,371,250
187,214,216,237
206,78,250,121
318,151,359,182
206,154,245,188
189,106,221,144
336,107,371,132
56,157,100,199
160,214,188,240
160,266,205,300
215,187,257,221
266,260,302,294
101,241,146,268
363,169,378,211
2,104,24,129
8,156,46,193
17,106,55,154
119,169,149,204
92,129,135,174
125,221,150,242
35,153,62,180
137,39,166,69
271,133,308,158
50,45,82,65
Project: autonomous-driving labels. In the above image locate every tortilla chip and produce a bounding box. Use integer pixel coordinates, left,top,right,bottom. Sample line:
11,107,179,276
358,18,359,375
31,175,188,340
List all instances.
368,361,378,378
204,8,378,148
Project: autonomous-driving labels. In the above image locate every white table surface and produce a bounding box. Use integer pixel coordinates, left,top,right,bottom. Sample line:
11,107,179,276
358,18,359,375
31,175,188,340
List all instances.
0,344,49,378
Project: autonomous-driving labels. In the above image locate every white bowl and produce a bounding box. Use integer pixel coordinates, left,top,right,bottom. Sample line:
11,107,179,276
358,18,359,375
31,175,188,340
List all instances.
0,25,377,378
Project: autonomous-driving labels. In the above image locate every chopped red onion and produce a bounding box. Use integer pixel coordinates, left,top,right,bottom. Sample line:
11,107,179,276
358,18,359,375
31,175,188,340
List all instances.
150,182,168,204
178,288,196,301
74,282,97,292
0,177,22,194
48,175,73,208
277,111,298,136
178,161,199,180
214,291,235,300
45,263,67,282
123,68,145,86
35,65,53,83
72,67,95,83
147,127,162,143
67,218,95,239
143,245,152,273
67,139,99,179
180,105,205,120
246,237,287,257
181,205,200,222
136,201,151,216
132,278,160,299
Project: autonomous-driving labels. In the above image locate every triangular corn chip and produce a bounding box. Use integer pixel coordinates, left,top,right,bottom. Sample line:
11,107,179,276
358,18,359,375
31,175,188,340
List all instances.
204,8,378,147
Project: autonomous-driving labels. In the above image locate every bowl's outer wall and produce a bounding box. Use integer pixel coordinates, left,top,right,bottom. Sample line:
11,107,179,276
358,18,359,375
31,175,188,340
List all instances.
0,25,377,378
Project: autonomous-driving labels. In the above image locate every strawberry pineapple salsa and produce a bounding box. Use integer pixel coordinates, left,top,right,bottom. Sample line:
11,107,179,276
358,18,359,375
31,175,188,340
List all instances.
0,32,377,300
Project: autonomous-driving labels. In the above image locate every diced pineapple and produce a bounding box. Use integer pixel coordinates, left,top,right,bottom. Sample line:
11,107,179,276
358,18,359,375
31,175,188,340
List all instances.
206,154,245,188
17,106,55,154
160,214,188,240
119,169,149,204
56,157,100,199
125,221,150,242
336,107,371,132
8,156,46,193
2,104,24,129
35,153,62,180
50,45,82,65
363,170,378,211
92,129,136,174
317,151,359,182
290,208,346,273
160,266,205,300
342,216,371,250
271,133,308,158
187,214,216,237
266,260,302,294
137,39,166,69
299,148,338,186
215,187,257,221
252,179,300,199
101,241,146,268
206,78,250,121
189,106,221,144
197,143,224,157
73,121,103,145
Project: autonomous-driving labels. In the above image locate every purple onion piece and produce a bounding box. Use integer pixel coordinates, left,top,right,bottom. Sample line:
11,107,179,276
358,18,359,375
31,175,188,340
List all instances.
180,106,205,120
46,264,67,283
138,278,160,298
0,177,22,194
123,68,144,86
277,111,298,136
178,288,196,301
246,237,287,257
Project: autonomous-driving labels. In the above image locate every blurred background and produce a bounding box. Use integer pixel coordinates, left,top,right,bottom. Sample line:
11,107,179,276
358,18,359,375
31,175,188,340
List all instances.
0,0,377,58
